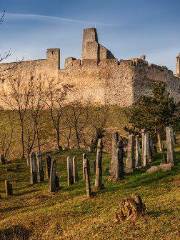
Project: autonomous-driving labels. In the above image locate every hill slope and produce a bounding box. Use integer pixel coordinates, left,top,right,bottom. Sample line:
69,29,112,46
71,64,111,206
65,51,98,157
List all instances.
0,139,179,239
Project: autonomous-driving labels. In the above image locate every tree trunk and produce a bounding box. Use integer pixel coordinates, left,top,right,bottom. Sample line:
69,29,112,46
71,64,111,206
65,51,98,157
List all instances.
20,119,25,159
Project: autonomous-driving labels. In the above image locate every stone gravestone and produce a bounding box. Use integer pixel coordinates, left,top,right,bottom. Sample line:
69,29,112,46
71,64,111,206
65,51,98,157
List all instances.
125,134,135,173
46,154,52,180
67,156,73,186
135,135,141,168
166,126,174,164
30,152,38,184
142,130,152,167
84,156,91,197
95,138,103,190
5,180,13,197
72,156,78,183
36,152,44,183
115,139,124,180
110,135,124,181
49,159,59,192
110,132,119,176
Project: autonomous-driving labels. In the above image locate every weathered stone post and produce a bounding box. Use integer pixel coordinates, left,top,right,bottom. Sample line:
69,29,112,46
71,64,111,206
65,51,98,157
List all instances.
36,152,44,183
110,132,119,176
5,180,13,197
166,126,174,164
84,157,91,197
95,138,103,190
141,129,145,164
83,153,87,180
142,131,152,167
114,139,124,180
67,156,73,186
30,152,38,184
49,159,59,192
46,154,52,179
125,134,135,173
72,156,79,183
135,135,141,168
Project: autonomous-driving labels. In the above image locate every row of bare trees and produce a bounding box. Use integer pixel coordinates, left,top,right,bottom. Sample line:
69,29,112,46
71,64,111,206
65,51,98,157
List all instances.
0,72,109,162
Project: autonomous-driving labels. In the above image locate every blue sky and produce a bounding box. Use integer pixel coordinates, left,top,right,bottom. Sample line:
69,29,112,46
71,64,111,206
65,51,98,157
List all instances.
0,0,180,71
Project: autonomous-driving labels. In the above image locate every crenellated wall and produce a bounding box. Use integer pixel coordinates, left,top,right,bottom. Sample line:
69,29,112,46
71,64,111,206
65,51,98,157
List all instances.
0,28,180,108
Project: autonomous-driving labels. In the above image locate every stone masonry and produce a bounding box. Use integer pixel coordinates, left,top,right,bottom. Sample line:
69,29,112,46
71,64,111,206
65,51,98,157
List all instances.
0,28,180,107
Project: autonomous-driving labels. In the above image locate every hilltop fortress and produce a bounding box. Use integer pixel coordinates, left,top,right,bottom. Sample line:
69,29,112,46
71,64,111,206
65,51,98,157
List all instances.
0,28,180,106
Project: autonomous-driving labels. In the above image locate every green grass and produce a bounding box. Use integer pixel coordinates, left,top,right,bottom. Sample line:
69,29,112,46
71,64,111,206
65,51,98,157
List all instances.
0,142,179,240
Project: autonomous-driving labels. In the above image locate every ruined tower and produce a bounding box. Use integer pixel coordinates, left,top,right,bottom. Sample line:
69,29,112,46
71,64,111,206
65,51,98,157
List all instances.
47,48,60,69
82,28,115,61
176,54,180,77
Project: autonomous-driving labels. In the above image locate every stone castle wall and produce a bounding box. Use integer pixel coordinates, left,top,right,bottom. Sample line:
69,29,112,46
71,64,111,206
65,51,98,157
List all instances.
0,28,180,108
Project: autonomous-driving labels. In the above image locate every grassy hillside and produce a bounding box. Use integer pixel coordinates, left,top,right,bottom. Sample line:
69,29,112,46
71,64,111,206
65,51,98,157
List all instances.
0,137,179,239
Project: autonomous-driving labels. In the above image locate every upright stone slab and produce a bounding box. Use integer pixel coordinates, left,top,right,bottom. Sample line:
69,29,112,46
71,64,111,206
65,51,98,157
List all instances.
36,152,44,183
125,134,135,173
142,131,152,167
72,156,79,183
5,180,13,197
110,132,119,176
84,157,92,197
114,139,124,180
30,152,38,184
135,135,141,168
49,159,59,192
95,138,103,189
166,126,174,164
67,156,73,186
46,154,52,179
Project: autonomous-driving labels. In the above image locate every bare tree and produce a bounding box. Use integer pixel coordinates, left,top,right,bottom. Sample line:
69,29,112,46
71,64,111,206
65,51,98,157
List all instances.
89,105,109,151
0,111,14,159
46,78,73,151
0,75,32,159
65,101,89,149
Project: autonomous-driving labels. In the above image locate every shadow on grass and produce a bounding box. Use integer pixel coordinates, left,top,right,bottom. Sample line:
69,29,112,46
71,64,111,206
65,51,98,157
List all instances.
0,225,31,240
14,188,39,197
148,209,175,217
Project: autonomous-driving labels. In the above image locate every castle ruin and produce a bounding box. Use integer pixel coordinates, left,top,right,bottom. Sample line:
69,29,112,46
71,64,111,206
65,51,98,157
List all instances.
0,28,180,106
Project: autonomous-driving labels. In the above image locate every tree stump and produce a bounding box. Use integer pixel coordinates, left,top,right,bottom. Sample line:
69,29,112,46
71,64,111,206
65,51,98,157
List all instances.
95,138,103,190
36,152,44,183
67,156,73,186
84,157,92,197
5,180,13,197
72,156,79,183
49,159,59,192
46,154,52,180
166,126,174,164
30,152,38,184
116,194,146,223
125,134,135,173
